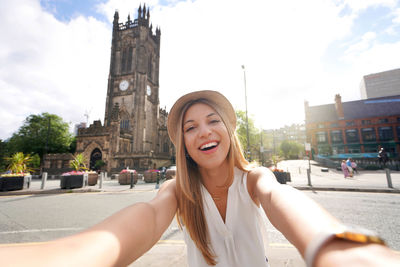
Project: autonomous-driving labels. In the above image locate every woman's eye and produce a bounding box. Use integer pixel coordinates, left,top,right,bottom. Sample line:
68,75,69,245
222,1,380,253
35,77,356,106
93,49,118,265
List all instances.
185,126,195,132
210,119,220,124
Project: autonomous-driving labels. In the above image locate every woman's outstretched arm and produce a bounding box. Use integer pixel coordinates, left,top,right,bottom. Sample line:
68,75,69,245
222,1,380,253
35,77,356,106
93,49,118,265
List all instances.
248,167,400,267
0,179,178,267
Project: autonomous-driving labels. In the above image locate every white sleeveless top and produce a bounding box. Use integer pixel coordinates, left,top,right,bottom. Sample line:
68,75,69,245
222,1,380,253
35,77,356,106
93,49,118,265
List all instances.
183,168,270,267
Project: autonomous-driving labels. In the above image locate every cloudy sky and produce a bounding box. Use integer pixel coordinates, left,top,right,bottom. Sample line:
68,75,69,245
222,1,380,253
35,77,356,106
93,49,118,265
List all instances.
1,0,400,140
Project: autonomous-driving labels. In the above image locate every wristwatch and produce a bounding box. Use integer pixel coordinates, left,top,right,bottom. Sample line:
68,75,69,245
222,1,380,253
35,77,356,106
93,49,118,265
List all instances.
305,225,386,267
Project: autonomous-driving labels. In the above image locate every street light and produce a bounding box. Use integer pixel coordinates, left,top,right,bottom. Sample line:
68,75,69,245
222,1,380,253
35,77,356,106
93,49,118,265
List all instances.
241,65,251,161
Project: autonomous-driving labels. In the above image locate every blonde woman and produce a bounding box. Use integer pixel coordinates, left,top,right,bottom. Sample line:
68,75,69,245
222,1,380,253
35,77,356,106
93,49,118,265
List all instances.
0,90,398,267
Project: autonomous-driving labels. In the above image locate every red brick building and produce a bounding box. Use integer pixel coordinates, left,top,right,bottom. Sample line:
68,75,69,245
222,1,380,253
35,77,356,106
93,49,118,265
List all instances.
305,94,400,159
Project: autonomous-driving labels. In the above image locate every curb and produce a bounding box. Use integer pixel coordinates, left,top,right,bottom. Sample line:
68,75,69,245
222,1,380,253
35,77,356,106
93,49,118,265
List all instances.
1,185,399,197
293,186,400,194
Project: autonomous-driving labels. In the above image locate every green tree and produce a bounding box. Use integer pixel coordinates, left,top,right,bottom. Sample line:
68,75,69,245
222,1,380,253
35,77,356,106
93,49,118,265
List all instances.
235,110,260,162
7,113,73,158
0,139,9,172
280,140,303,159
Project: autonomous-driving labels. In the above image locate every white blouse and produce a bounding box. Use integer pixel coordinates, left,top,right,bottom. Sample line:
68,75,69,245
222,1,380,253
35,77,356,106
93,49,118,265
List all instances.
183,167,270,267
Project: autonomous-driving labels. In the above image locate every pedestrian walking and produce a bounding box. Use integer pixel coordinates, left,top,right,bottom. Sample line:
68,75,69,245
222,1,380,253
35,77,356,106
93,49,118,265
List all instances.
346,158,353,177
351,159,358,174
0,90,399,267
341,160,350,178
378,148,389,168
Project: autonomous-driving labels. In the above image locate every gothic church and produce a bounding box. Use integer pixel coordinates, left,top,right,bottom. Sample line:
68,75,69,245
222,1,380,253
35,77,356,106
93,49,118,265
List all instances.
75,5,173,173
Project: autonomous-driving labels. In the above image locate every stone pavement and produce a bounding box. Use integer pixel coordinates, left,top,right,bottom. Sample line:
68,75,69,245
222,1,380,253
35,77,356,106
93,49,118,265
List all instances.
1,161,399,266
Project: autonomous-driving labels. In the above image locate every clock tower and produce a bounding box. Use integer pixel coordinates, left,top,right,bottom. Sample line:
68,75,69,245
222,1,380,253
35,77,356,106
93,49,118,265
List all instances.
75,5,173,172
104,5,161,153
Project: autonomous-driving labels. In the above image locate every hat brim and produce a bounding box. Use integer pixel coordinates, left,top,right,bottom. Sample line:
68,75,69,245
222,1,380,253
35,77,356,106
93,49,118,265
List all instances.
167,90,236,146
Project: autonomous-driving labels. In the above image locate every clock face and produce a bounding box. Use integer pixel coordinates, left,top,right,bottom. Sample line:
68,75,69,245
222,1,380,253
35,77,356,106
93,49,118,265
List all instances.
146,85,152,96
119,80,129,91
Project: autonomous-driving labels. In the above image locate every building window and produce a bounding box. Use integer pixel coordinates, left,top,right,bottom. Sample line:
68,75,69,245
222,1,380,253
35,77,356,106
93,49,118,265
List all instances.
317,124,325,128
362,120,371,125
121,48,127,73
346,121,355,126
120,120,130,130
347,146,361,153
397,117,400,122
330,130,343,143
316,131,327,143
127,47,133,72
361,128,376,142
378,118,389,124
363,145,378,153
345,129,359,143
397,126,400,137
163,142,169,153
378,126,394,141
330,123,339,128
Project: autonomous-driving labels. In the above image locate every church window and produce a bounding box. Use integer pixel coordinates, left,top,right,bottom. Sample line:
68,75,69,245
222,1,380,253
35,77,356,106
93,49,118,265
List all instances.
127,47,133,71
148,54,152,79
121,48,127,73
163,142,169,153
120,120,130,130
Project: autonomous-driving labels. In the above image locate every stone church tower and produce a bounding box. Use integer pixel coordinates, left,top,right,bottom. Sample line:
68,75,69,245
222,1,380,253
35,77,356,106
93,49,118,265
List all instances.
75,5,173,173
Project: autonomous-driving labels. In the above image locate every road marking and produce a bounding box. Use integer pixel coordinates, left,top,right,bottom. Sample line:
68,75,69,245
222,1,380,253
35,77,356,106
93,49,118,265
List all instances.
0,227,83,235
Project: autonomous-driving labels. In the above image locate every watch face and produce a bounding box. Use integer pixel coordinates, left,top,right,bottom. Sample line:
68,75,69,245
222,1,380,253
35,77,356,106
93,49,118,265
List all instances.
146,85,152,96
119,80,129,91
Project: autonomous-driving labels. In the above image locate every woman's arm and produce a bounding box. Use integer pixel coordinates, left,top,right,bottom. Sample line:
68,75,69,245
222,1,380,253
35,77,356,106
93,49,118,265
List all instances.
248,167,400,267
0,179,178,267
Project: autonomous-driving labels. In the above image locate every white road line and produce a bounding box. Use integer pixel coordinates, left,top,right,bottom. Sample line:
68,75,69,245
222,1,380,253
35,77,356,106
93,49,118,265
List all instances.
0,228,83,235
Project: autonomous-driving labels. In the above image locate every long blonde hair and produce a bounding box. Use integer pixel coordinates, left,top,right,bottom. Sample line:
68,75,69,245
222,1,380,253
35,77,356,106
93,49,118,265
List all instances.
175,98,251,265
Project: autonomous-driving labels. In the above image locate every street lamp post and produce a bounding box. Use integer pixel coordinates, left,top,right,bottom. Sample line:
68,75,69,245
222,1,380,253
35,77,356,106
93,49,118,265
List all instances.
241,65,251,161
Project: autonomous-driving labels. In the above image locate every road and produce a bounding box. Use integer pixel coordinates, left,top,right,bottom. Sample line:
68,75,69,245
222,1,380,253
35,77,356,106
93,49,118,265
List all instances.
1,190,399,251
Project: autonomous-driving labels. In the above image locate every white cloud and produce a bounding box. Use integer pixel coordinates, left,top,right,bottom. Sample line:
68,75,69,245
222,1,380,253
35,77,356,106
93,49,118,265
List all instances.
1,0,400,140
0,0,110,139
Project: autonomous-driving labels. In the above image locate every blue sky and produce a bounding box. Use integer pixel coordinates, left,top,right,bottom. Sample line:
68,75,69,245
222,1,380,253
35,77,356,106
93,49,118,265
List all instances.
1,0,400,140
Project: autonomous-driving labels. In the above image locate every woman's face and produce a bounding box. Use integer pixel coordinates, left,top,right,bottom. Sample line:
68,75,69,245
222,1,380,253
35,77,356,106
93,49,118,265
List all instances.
182,103,230,170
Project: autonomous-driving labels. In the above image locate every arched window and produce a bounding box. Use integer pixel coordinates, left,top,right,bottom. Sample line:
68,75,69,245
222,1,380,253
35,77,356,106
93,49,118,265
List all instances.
163,142,169,153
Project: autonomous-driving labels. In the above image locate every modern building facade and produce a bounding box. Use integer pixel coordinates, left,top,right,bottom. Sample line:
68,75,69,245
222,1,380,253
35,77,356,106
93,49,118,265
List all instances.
360,68,400,99
305,94,400,159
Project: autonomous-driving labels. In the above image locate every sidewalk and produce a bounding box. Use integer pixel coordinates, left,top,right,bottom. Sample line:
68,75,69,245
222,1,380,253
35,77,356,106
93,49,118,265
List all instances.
1,166,399,267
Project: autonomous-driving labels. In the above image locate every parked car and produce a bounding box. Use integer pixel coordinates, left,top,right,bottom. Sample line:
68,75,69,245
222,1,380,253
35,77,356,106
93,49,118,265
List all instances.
165,165,176,180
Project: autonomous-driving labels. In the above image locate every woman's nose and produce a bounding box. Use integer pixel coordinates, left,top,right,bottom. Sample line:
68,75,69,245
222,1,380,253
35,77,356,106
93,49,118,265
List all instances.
198,124,212,138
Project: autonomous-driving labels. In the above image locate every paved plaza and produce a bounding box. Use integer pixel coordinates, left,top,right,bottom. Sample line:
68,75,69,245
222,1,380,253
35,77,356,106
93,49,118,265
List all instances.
1,160,399,266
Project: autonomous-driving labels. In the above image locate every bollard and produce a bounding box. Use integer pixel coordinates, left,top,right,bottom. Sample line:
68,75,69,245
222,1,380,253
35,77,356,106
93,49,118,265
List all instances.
25,175,32,189
105,172,108,180
83,173,88,187
41,172,48,189
299,167,301,174
385,168,393,188
155,172,160,189
130,172,135,189
99,172,103,189
307,169,312,187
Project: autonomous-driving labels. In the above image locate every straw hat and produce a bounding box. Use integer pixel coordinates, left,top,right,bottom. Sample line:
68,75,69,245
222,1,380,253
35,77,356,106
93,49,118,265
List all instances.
167,90,236,145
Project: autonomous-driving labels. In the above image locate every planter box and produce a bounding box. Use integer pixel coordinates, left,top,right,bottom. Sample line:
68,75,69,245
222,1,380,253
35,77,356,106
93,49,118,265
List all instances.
144,171,159,183
60,175,84,189
88,173,98,186
165,169,176,180
273,172,291,184
0,176,24,191
118,172,138,185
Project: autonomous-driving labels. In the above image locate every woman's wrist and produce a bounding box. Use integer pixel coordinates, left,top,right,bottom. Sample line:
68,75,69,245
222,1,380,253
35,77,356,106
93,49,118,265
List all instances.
314,240,399,267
